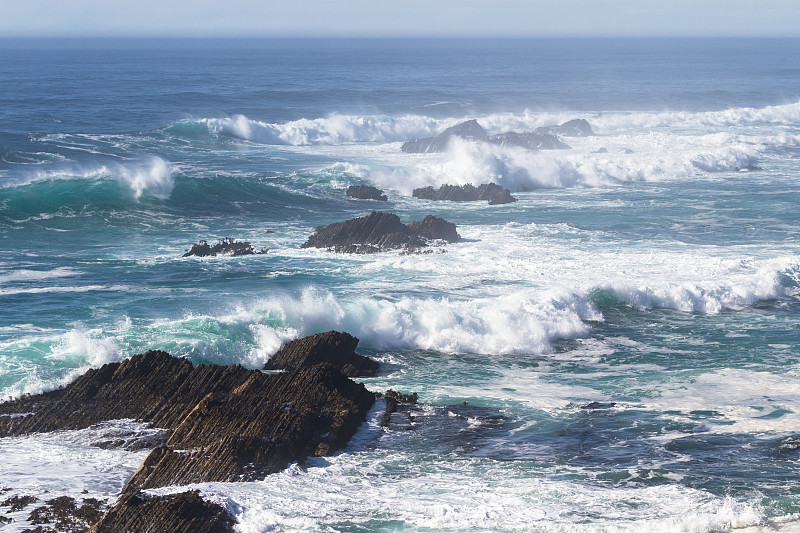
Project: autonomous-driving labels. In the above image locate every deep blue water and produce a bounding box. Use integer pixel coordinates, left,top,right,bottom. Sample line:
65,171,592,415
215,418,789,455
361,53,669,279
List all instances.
1,38,800,532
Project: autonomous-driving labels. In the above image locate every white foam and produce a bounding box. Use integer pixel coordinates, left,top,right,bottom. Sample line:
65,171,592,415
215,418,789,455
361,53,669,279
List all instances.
147,452,767,533
200,113,440,146
0,267,80,284
640,368,800,434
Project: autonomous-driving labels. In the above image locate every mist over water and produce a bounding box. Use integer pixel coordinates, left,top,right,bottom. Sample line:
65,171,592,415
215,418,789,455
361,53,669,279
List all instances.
1,38,800,532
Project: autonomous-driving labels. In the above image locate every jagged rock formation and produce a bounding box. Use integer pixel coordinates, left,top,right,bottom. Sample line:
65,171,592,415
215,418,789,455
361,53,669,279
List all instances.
26,495,105,532
412,183,517,205
301,211,460,253
93,491,233,533
401,119,579,153
0,351,375,490
533,118,594,137
401,119,487,153
0,337,380,532
183,237,266,258
346,185,388,201
264,331,378,377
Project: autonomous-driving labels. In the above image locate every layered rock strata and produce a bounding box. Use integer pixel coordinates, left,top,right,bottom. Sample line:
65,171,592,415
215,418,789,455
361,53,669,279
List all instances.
264,330,378,377
0,335,379,533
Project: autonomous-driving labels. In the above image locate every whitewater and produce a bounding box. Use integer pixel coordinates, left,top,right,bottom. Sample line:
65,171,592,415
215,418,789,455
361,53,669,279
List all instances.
1,38,800,532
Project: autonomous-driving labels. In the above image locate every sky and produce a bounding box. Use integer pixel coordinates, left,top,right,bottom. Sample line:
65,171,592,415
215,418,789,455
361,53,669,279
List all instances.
2,0,799,38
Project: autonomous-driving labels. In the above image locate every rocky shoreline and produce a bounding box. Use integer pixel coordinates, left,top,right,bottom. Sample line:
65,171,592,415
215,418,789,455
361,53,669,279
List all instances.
0,331,382,532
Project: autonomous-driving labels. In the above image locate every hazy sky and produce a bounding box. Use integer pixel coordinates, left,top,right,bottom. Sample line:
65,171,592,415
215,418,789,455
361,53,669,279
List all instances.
3,0,799,38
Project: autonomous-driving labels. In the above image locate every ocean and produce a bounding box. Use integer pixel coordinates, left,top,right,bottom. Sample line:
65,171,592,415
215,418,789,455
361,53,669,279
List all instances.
1,38,799,532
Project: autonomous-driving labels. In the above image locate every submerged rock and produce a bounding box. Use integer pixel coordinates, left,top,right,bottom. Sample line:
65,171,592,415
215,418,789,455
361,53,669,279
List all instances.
26,495,105,532
183,237,266,258
346,185,388,201
412,183,517,205
264,331,378,377
93,491,233,533
534,118,594,137
401,119,488,153
301,211,460,253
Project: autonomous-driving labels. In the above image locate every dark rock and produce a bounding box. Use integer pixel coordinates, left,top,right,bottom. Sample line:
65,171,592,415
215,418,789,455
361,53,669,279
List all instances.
408,215,461,242
623,148,634,154
580,401,616,410
0,349,375,493
92,491,233,533
25,495,104,533
346,185,388,201
183,238,266,258
412,183,517,205
401,119,488,153
2,494,37,512
264,331,378,377
301,211,460,253
488,131,570,150
376,390,419,428
124,363,373,492
534,118,594,137
488,188,517,205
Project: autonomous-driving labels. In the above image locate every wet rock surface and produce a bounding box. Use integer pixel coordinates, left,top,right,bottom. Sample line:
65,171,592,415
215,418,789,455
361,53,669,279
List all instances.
301,211,460,253
0,336,379,532
346,185,388,201
264,331,378,377
183,237,267,257
92,491,233,533
22,496,105,533
412,183,517,205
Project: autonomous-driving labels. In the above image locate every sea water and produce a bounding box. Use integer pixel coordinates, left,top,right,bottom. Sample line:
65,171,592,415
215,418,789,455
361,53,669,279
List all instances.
1,38,799,532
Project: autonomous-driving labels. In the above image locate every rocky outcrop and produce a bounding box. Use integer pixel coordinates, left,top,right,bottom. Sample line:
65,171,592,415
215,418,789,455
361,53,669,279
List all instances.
264,331,378,377
488,131,569,150
346,185,388,201
534,118,593,137
408,215,462,242
301,211,460,253
183,238,266,258
401,119,580,153
0,351,375,492
402,119,487,153
92,491,233,533
412,183,517,205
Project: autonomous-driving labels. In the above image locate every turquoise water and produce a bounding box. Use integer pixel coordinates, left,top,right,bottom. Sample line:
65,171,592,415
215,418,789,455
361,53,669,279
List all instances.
1,38,800,531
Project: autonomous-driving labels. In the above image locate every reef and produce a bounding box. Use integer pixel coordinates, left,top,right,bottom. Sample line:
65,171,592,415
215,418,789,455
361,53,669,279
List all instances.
301,211,460,253
412,183,517,205
0,334,379,533
183,237,267,257
346,185,388,201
